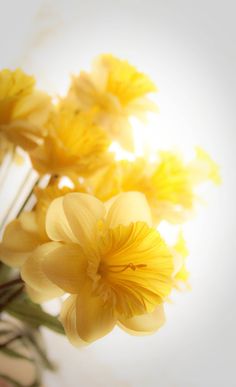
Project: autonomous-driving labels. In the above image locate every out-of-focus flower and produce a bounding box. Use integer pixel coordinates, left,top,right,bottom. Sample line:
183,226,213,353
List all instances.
0,185,79,302
88,148,220,224
0,69,51,162
0,185,70,268
172,231,190,289
29,108,113,179
65,54,157,151
21,192,174,344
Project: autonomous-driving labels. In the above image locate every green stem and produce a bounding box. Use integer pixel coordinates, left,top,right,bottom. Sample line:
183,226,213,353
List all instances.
0,285,24,312
0,278,23,291
0,334,22,348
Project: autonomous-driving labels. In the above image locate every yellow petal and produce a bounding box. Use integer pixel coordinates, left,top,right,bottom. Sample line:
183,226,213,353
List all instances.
46,197,79,243
12,91,50,126
42,243,88,294
106,192,152,228
100,222,173,317
19,211,39,234
76,282,116,343
119,304,166,335
62,193,105,247
172,251,184,276
60,295,87,347
25,285,60,304
0,219,40,268
21,243,64,299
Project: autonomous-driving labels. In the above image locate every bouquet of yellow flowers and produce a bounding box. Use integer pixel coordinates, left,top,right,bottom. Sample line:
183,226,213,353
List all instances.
0,54,220,385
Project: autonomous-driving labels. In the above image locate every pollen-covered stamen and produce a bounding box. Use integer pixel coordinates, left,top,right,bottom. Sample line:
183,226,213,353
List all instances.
107,263,147,273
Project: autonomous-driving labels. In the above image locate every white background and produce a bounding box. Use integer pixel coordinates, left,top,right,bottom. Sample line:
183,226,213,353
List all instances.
0,1,235,386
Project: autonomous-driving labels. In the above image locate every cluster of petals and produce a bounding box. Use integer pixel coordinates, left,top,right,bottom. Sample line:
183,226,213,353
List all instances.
0,54,221,347
66,54,157,151
0,68,51,162
19,191,176,344
87,148,221,224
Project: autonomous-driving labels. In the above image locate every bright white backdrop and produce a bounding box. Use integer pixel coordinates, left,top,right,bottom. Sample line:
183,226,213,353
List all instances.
0,1,235,386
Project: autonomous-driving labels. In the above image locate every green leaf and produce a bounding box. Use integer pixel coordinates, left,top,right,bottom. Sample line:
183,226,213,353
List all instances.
5,293,65,335
0,346,33,362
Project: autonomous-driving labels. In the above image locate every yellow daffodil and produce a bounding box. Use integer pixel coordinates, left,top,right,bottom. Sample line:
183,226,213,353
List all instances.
150,149,220,223
0,185,79,302
65,54,157,150
21,192,174,344
88,148,220,224
0,69,51,162
0,185,77,268
29,108,112,179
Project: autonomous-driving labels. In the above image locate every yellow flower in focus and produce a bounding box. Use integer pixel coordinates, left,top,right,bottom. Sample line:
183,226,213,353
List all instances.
88,148,220,224
21,192,174,344
29,108,112,179
66,54,157,150
0,69,51,162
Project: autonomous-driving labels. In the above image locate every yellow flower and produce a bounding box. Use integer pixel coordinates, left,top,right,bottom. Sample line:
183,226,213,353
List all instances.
21,192,174,344
0,184,77,268
65,54,157,150
0,185,79,302
0,69,51,162
29,108,112,179
88,148,220,224
150,149,220,223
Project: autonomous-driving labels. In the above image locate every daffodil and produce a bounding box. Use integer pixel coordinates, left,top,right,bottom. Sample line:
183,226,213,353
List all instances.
29,108,112,179
0,68,51,162
65,54,157,150
0,184,77,268
150,149,220,223
0,185,79,302
21,192,174,344
88,148,220,224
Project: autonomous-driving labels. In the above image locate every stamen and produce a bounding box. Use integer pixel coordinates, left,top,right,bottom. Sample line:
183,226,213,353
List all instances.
108,263,147,273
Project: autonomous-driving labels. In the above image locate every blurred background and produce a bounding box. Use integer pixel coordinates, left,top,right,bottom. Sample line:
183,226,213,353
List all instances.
0,0,235,386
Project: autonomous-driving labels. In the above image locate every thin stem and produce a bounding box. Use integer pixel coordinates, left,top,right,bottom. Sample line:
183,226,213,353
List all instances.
0,334,22,348
0,168,36,230
0,285,24,312
0,278,23,291
0,146,14,188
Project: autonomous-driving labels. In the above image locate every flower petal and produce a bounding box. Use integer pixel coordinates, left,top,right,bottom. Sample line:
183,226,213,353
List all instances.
0,219,40,268
119,304,165,335
60,295,87,347
21,242,64,299
46,196,79,243
106,192,152,228
76,282,116,343
42,243,88,294
25,285,61,304
62,193,105,247
19,211,39,234
100,222,173,317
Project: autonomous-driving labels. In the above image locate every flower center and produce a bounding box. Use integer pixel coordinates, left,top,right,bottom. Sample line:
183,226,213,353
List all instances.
106,263,147,273
98,261,147,276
